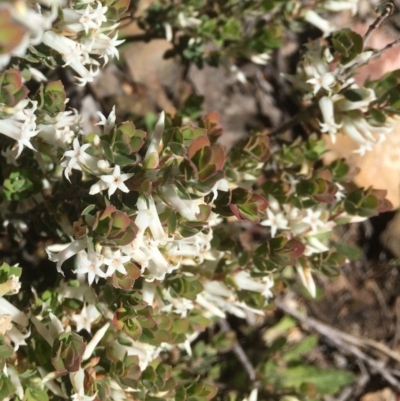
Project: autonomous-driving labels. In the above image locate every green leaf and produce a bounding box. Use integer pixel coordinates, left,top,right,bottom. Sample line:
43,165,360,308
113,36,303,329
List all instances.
335,243,362,261
332,28,363,64
282,365,355,395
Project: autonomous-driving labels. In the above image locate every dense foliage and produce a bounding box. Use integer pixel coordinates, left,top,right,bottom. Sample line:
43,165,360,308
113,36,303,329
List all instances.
0,0,398,400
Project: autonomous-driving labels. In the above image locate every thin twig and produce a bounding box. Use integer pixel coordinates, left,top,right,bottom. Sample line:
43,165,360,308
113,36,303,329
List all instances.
275,297,400,391
363,2,394,48
370,37,400,61
218,319,258,383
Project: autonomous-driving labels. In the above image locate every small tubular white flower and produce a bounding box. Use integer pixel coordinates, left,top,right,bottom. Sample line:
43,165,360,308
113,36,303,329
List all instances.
89,165,134,197
178,11,201,28
96,106,116,136
164,22,173,42
0,297,28,327
341,117,379,155
324,0,358,15
42,31,99,85
135,196,167,242
318,96,342,142
304,236,330,255
142,243,177,282
109,336,161,371
159,184,200,221
197,281,264,321
0,100,39,157
7,367,23,400
47,239,87,275
303,10,334,35
70,368,96,401
233,271,274,299
335,88,376,112
144,111,165,168
296,265,316,298
250,53,270,65
243,388,258,401
83,322,110,361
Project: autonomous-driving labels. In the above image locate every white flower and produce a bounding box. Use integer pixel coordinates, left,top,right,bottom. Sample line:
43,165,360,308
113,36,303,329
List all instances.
61,138,97,180
42,31,100,86
160,288,194,317
81,32,125,64
104,249,130,276
233,271,274,299
303,10,334,35
135,196,167,242
0,100,39,157
197,281,264,321
89,165,134,197
302,208,325,233
47,239,87,275
70,368,96,401
144,111,165,169
142,243,177,282
250,53,270,65
74,248,106,286
83,322,110,361
243,388,258,401
109,336,161,371
178,11,201,28
318,96,342,142
260,208,289,237
62,2,107,34
159,184,200,221
324,0,358,15
304,236,330,255
335,89,376,113
296,265,316,298
307,71,335,95
0,297,28,327
71,304,101,333
96,106,116,136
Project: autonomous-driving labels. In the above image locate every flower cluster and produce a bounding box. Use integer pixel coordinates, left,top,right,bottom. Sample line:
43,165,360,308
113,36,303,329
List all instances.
295,37,399,155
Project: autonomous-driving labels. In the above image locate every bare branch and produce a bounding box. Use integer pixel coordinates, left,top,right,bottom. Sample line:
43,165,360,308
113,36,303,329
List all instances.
218,319,258,384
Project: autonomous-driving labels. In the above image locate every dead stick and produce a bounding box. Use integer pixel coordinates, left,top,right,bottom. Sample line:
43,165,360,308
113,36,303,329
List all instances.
363,2,394,48
219,319,257,383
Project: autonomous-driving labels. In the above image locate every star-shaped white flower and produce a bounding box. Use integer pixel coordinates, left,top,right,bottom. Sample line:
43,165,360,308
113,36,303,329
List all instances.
303,208,325,233
71,304,101,333
260,208,289,237
104,250,131,276
89,165,134,197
